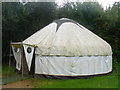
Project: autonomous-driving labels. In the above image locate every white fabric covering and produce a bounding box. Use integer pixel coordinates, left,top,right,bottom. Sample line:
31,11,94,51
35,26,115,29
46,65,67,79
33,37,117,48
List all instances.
23,45,34,71
23,22,112,56
12,45,21,70
35,55,112,76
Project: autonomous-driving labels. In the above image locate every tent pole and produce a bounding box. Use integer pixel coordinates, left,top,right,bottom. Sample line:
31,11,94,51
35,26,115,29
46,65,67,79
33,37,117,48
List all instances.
9,40,12,68
21,45,24,77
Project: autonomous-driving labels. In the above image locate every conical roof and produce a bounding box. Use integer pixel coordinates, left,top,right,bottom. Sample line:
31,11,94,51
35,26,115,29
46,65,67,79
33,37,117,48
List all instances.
23,18,112,56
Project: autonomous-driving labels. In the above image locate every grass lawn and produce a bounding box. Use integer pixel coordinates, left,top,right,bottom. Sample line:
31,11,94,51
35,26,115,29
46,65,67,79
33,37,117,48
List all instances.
2,66,17,78
30,62,119,88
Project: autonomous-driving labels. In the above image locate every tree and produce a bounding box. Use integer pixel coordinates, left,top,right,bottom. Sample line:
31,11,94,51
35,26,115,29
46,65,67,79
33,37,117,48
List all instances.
2,2,57,62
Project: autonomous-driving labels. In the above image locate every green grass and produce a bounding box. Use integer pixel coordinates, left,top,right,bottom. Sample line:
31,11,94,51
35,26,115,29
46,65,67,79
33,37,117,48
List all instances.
31,62,119,88
2,66,17,78
2,66,30,85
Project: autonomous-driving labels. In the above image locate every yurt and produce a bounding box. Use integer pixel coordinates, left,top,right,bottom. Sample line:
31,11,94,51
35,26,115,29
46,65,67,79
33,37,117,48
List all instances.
11,18,112,78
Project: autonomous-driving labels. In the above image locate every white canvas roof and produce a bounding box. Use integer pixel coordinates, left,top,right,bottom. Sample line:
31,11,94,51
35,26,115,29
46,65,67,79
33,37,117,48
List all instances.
22,18,112,56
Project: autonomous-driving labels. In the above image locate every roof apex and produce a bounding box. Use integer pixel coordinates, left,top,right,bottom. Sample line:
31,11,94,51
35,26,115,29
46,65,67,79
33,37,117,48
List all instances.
53,18,80,32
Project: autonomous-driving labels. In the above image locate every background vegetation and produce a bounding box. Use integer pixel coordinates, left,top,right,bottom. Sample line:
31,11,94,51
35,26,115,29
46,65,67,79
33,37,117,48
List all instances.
2,1,120,64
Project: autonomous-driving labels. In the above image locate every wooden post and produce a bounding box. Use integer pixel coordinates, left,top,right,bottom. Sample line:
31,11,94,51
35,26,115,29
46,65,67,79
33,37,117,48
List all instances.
21,44,24,77
9,40,12,68
21,44,29,76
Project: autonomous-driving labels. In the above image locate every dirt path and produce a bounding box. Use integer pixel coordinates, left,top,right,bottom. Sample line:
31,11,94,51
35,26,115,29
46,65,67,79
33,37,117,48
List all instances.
2,79,34,88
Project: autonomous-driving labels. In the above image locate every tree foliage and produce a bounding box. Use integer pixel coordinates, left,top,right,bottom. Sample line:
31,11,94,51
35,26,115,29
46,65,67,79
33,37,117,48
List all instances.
2,1,120,62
